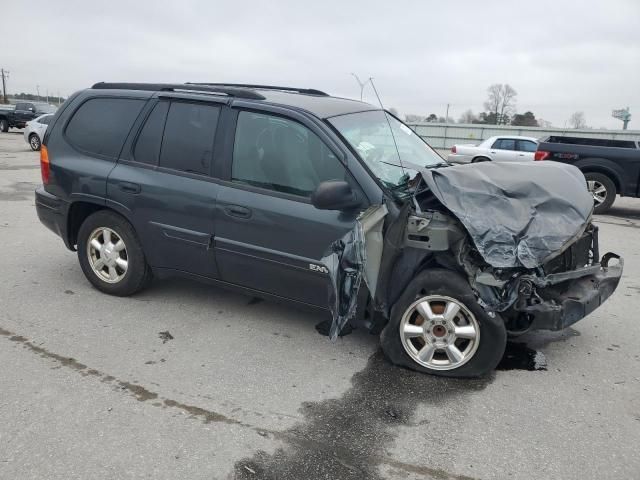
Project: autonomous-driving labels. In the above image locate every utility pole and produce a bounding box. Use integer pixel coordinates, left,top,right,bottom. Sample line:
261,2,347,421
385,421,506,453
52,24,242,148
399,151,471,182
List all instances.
1,69,8,104
445,103,450,124
36,85,40,101
350,73,372,101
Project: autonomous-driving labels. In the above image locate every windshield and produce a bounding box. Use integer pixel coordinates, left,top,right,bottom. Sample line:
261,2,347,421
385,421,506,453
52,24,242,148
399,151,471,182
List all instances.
329,110,445,189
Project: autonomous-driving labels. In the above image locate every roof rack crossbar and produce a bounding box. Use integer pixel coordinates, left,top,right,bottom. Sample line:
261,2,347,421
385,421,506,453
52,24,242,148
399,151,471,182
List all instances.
91,82,266,100
188,82,329,96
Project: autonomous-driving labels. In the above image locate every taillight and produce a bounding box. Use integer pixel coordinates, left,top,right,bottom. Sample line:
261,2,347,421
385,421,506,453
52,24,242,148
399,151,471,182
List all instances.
534,150,550,161
451,145,457,153
40,145,50,184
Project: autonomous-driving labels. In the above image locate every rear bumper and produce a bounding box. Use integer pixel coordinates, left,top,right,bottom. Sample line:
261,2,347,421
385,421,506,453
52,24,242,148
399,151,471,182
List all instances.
35,187,68,245
517,254,623,331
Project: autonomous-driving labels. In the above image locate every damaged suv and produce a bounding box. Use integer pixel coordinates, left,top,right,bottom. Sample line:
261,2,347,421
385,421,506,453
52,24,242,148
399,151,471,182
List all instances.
36,82,623,377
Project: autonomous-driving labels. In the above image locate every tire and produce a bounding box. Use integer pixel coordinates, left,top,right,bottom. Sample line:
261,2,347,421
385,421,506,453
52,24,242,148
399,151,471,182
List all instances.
0,119,8,132
472,156,490,163
380,269,507,378
584,172,616,214
29,133,41,151
77,210,152,296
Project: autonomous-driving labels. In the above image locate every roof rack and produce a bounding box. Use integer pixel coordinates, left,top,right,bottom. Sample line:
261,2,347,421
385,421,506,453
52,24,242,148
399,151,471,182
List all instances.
91,82,266,100
187,82,329,97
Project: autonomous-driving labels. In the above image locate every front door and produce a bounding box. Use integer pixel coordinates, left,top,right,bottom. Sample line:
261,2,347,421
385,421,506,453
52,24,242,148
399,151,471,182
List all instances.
214,108,366,306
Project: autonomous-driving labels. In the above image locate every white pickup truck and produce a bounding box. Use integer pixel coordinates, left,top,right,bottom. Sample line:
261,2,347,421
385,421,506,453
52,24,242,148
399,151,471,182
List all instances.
447,135,539,163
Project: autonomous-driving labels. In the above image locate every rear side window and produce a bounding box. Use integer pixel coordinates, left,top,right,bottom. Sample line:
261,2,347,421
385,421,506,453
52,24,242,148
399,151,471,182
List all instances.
66,97,145,158
134,102,169,165
492,138,516,150
159,102,220,175
517,140,537,152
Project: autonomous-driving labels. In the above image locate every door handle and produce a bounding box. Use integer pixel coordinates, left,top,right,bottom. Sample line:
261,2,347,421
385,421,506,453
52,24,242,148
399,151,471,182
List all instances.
224,205,252,219
118,181,141,194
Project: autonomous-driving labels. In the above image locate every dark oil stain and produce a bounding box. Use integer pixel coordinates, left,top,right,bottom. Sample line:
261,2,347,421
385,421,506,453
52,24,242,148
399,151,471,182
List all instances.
247,297,263,306
0,325,248,429
163,399,244,426
234,351,491,480
118,381,158,402
496,342,547,371
64,290,74,295
145,360,156,365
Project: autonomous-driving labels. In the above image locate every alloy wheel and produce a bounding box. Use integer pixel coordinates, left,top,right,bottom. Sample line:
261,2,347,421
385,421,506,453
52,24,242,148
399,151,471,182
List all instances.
587,180,607,205
87,227,128,283
399,295,480,371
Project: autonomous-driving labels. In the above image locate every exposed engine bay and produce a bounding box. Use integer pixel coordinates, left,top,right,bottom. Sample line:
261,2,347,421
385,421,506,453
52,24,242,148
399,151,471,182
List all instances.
323,160,623,340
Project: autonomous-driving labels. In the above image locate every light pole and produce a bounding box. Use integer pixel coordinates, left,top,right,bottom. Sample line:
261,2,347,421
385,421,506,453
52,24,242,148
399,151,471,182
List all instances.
350,73,372,101
36,85,40,101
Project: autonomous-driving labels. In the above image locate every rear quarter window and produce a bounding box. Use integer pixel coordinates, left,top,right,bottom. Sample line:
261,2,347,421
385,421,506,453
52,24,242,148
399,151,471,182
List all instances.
65,97,145,158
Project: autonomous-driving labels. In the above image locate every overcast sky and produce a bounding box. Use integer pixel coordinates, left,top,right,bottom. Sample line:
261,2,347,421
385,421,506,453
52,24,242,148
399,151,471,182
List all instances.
4,0,639,129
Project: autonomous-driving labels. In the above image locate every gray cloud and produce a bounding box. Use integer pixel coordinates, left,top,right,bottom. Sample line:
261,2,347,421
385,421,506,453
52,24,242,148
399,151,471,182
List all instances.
4,0,639,128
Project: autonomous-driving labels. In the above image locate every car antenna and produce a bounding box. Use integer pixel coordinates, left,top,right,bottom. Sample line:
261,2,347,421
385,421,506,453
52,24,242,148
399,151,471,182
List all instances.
368,77,406,177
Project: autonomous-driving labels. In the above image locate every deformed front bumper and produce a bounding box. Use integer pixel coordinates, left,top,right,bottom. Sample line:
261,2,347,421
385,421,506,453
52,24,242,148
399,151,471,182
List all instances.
515,254,623,331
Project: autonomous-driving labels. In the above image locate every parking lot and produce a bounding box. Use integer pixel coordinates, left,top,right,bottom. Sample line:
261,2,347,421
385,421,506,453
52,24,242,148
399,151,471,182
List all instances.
1,131,639,479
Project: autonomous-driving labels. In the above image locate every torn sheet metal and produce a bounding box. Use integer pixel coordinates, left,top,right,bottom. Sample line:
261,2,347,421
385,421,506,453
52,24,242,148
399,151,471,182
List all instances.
419,161,594,269
322,205,387,340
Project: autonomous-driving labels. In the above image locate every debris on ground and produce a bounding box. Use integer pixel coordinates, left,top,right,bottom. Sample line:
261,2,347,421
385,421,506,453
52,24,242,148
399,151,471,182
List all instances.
158,331,174,343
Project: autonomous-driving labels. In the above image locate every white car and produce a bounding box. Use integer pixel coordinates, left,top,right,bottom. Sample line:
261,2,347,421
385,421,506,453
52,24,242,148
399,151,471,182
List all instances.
23,114,54,151
447,135,539,163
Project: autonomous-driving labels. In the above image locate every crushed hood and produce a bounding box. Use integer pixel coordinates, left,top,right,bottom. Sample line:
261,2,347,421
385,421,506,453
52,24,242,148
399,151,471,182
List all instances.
419,161,594,269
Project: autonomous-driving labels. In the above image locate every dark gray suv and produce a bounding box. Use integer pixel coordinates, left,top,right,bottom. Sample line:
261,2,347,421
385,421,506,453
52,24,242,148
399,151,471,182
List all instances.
35,82,623,377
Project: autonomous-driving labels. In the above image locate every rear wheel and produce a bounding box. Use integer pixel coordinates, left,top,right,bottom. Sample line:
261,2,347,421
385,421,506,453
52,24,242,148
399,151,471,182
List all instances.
77,210,152,296
0,119,8,132
584,172,616,214
29,133,41,151
380,269,506,377
472,156,490,163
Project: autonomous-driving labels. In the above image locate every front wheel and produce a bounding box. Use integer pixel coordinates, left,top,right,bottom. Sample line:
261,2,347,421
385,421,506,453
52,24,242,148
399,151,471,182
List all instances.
0,119,8,132
584,172,616,214
380,269,506,377
77,210,152,296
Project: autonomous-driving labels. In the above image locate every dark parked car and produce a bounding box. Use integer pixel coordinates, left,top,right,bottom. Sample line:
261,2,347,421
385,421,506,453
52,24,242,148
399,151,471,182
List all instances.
35,82,623,377
0,101,57,132
535,135,640,213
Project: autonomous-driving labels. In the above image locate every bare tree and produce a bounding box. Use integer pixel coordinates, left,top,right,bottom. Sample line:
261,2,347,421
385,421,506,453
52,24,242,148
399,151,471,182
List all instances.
458,109,477,124
568,112,586,129
483,84,517,125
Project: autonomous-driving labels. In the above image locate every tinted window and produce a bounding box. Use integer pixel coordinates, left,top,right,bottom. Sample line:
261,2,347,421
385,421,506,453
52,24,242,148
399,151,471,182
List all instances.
517,140,537,152
134,102,169,165
15,103,29,111
493,138,516,150
159,102,219,175
232,111,345,197
66,97,145,158
38,116,51,125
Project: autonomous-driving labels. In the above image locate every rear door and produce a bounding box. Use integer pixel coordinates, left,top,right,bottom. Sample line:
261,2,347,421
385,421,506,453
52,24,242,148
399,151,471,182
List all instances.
107,96,225,279
213,105,367,306
490,138,519,161
516,139,537,161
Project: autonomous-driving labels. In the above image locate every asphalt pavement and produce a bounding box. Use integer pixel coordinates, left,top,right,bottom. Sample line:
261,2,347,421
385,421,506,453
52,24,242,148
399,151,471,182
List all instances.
1,131,639,479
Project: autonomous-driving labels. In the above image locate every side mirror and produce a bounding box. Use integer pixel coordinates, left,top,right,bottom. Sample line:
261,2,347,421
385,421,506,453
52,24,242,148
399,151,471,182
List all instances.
311,180,361,210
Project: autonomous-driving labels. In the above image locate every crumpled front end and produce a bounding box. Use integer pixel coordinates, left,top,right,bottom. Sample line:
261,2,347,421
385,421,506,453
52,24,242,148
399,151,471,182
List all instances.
322,161,623,338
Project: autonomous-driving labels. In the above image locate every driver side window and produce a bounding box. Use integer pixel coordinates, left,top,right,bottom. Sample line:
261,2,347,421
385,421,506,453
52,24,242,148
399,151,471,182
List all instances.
232,111,346,197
